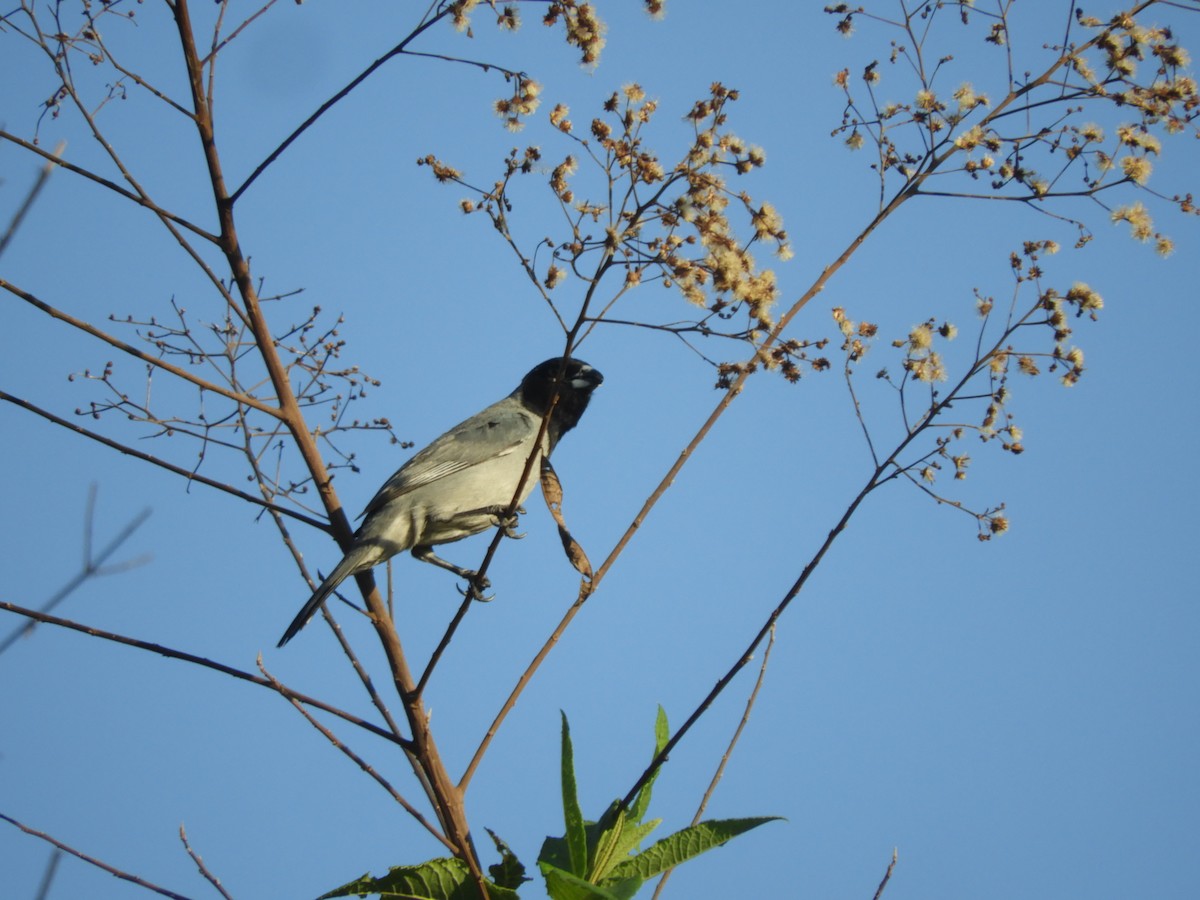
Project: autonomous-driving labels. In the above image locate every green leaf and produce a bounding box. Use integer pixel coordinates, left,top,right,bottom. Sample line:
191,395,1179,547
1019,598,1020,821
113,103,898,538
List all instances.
653,706,669,754
539,814,660,882
485,828,529,890
629,707,669,825
587,805,625,882
560,711,588,878
540,862,626,900
582,800,661,885
607,817,783,882
317,857,520,900
599,819,660,875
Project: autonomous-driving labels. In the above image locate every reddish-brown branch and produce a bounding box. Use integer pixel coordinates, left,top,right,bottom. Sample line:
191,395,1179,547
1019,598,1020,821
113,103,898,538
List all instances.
170,0,481,878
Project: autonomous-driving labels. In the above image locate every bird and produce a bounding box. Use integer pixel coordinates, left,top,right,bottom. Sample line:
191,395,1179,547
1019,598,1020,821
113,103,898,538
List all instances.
277,357,604,647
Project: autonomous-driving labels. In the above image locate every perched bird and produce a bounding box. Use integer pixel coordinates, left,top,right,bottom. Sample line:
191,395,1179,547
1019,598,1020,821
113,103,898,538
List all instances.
277,357,603,647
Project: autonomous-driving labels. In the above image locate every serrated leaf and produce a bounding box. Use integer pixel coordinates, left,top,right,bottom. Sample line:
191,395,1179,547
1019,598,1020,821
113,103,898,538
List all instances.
540,862,626,900
485,828,529,890
319,871,374,900
607,817,782,882
601,819,660,873
560,712,588,877
318,856,520,900
540,813,660,882
540,458,592,578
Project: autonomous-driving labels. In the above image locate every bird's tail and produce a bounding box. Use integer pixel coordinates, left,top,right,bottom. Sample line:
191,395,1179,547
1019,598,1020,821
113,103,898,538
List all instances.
277,553,363,648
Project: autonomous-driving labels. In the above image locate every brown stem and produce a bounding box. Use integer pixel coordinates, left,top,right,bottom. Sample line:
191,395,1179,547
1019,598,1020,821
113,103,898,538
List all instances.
169,0,481,877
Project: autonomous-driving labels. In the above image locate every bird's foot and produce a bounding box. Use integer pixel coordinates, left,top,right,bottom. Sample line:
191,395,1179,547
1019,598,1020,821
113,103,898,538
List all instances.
458,571,494,603
486,505,526,540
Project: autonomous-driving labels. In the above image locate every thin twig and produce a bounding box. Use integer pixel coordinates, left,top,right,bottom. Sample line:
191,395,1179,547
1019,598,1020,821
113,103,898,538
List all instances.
416,588,476,697
650,626,776,900
32,849,62,900
230,11,451,203
0,130,217,243
0,139,64,260
0,812,195,900
0,279,280,417
258,657,455,853
201,0,282,66
0,485,151,654
873,848,899,900
0,391,327,531
0,601,407,746
179,825,233,900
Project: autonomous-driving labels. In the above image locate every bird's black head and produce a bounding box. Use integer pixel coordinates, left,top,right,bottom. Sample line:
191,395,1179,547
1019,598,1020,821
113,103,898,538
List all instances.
517,357,604,449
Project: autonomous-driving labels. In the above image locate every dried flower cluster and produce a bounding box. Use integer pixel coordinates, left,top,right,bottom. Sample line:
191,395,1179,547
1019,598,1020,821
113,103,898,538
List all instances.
828,3,1198,250
421,81,815,383
493,74,543,132
835,236,1113,541
444,2,664,130
542,1,607,66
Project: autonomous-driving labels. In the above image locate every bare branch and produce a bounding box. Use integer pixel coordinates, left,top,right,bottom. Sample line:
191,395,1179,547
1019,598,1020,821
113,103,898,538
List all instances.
0,133,215,244
0,484,151,655
178,825,233,900
0,391,327,530
32,848,61,900
0,139,63,261
650,626,777,900
258,657,455,853
873,848,899,900
0,600,404,746
1,279,282,417
0,812,194,900
230,10,452,203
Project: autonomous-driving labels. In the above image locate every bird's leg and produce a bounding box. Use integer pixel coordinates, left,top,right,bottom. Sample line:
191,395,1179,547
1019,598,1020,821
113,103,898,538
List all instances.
411,545,493,602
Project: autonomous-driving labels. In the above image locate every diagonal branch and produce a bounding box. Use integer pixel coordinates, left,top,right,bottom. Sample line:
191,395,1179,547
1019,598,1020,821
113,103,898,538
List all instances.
258,659,454,852
0,391,325,530
179,825,233,900
0,813,192,900
0,484,150,655
462,11,1148,785
0,130,218,243
1,279,282,417
0,600,406,746
230,9,452,203
0,140,64,261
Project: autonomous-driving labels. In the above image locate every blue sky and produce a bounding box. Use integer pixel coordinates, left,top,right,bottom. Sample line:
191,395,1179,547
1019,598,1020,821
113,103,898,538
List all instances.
2,2,1198,898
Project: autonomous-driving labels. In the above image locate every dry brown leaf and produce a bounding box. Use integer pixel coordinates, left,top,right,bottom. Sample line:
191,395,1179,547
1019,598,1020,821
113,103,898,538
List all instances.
540,458,593,579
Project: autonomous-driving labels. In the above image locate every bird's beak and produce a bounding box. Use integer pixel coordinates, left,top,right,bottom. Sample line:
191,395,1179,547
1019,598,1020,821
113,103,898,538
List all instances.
571,365,603,390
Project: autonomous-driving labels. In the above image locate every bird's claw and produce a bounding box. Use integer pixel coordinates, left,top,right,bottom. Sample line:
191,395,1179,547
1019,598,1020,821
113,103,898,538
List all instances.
490,506,526,540
458,573,494,603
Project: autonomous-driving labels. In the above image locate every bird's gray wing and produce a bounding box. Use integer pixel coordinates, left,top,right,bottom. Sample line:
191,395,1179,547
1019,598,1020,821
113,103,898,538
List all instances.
358,399,536,520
